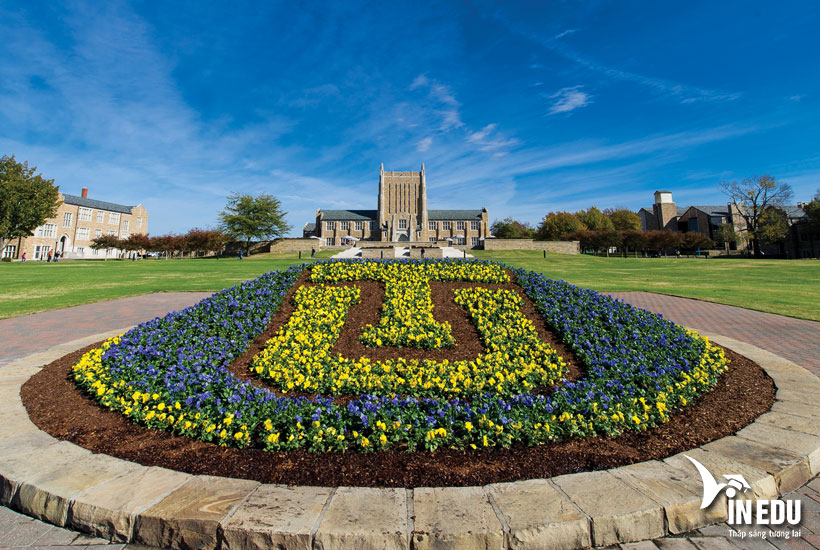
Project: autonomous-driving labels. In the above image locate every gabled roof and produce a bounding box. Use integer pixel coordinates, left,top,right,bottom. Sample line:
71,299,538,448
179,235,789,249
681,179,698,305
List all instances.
783,206,806,219
319,209,378,221
687,206,730,217
63,194,135,214
428,209,484,220
303,222,316,232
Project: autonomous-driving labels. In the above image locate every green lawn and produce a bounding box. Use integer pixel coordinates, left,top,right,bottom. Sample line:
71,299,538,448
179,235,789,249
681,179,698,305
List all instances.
2,250,818,322
473,250,820,321
0,251,334,320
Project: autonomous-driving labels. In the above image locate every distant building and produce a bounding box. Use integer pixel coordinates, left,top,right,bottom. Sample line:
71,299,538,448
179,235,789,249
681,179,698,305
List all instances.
639,190,817,258
303,164,490,248
1,187,148,260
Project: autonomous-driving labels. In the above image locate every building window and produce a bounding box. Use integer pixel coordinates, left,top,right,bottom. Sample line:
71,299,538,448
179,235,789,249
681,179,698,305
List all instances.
77,227,90,240
95,229,102,238
456,237,466,245
37,223,57,238
122,220,130,232
76,247,84,255
398,219,407,229
326,221,335,231
2,245,16,259
107,230,117,236
355,221,363,231
417,231,422,239
78,207,92,222
456,221,465,230
136,216,143,228
326,237,334,246
428,221,437,231
370,221,377,230
688,218,699,232
471,237,480,248
471,221,480,231
35,245,51,260
121,233,129,239
341,221,350,231
442,221,451,230
428,237,437,243
63,212,73,227
93,248,99,256
96,211,104,223
109,212,121,225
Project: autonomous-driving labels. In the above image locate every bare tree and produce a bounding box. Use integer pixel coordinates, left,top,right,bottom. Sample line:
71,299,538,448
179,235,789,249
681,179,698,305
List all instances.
721,175,793,257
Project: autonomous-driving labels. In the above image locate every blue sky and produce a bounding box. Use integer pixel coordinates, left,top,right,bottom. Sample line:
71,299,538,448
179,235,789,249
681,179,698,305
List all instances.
2,1,819,235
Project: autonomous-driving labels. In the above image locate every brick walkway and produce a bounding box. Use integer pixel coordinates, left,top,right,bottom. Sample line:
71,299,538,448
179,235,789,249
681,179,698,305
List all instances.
0,293,212,368
609,293,820,374
2,291,820,549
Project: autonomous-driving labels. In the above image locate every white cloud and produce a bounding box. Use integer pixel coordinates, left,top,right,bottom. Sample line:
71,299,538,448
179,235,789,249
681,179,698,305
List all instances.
408,74,463,130
555,29,576,39
549,86,591,115
417,136,433,152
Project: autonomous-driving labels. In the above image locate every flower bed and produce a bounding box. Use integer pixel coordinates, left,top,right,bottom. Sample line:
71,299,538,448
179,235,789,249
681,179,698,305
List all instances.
72,259,728,453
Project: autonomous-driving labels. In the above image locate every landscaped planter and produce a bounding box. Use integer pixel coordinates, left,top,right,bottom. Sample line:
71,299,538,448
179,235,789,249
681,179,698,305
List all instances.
71,259,728,454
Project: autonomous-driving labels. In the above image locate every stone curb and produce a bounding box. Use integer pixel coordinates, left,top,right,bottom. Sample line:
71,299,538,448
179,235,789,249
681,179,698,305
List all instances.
1,330,819,550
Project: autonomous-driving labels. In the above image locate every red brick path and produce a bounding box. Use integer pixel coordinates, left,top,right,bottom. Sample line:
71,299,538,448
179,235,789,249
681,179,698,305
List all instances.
0,292,212,367
609,292,820,374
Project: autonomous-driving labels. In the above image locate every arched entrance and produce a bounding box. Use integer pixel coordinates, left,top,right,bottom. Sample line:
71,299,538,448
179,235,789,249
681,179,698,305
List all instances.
59,235,70,257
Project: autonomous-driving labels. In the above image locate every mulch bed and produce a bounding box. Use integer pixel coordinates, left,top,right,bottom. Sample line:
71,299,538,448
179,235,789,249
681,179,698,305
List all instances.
21,271,776,488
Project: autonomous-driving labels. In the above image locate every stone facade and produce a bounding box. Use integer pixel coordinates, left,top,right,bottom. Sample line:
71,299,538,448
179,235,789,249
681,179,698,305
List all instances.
482,239,581,254
268,238,322,254
2,188,148,261
305,164,490,248
639,190,818,258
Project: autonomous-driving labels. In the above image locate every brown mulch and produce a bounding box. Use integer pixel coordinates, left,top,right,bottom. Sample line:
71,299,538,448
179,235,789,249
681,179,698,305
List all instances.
20,270,777,488
226,270,584,397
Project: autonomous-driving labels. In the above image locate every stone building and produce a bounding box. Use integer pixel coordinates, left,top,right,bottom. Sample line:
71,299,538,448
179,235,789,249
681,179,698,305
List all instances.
304,164,490,248
2,187,148,260
639,190,817,258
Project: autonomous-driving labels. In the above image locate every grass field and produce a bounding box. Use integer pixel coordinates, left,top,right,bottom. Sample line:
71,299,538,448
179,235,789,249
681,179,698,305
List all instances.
1,250,818,321
474,250,820,321
0,251,335,320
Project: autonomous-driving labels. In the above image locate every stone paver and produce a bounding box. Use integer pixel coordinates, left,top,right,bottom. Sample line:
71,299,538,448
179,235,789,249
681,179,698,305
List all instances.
552,470,665,546
313,487,409,550
3,290,820,549
219,484,333,550
132,475,259,549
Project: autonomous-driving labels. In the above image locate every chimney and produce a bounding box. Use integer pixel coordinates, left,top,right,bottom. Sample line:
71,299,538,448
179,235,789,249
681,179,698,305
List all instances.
81,187,89,198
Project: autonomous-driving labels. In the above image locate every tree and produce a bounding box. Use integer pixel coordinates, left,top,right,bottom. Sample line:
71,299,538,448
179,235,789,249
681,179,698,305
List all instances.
680,232,714,251
536,212,587,240
576,207,615,232
490,218,536,239
712,223,739,248
802,191,820,237
90,234,121,260
218,193,291,254
184,228,229,257
756,206,789,247
721,175,793,257
620,230,648,252
0,155,61,254
122,233,151,257
604,208,641,231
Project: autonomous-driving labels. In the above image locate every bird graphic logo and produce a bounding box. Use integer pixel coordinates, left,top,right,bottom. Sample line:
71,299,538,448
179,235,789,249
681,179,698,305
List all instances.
685,455,752,509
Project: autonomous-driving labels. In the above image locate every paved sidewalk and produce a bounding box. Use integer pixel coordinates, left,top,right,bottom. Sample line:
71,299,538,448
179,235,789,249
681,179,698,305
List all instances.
2,290,820,549
610,292,820,374
0,293,212,368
